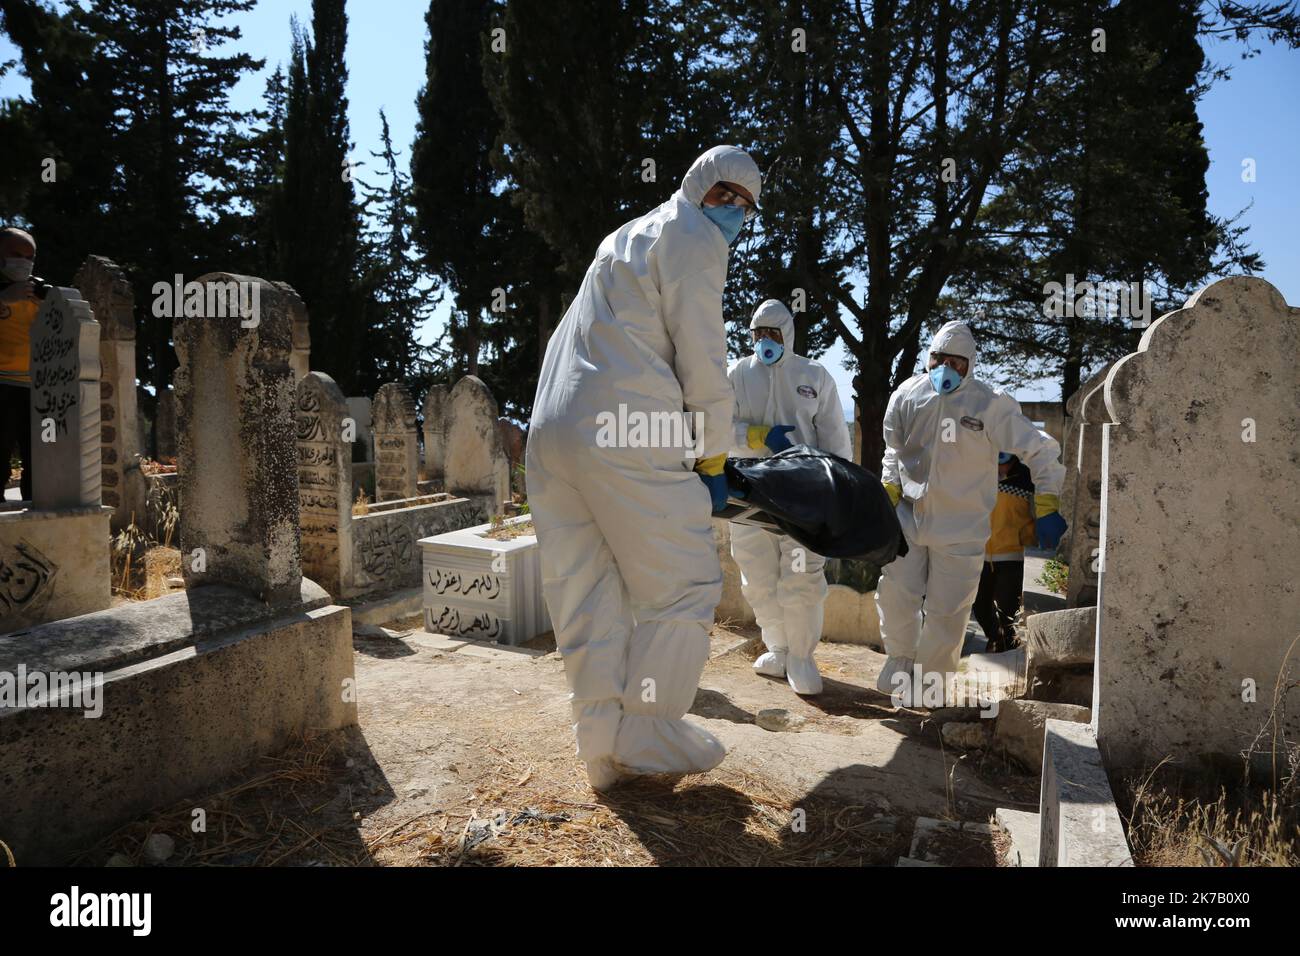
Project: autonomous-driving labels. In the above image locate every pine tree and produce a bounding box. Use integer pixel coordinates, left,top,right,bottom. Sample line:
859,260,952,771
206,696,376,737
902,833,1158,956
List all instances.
947,0,1263,402
356,110,430,394
273,0,365,393
1,0,263,401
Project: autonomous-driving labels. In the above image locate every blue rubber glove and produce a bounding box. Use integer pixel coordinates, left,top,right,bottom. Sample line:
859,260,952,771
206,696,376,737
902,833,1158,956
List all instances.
699,472,729,513
764,424,796,454
1036,512,1067,550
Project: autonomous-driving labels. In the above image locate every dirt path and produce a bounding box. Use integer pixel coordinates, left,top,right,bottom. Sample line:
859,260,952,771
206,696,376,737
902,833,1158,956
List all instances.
79,622,1038,867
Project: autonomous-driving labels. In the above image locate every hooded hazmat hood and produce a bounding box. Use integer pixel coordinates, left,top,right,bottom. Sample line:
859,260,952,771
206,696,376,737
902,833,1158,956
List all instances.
678,145,762,208
929,320,978,374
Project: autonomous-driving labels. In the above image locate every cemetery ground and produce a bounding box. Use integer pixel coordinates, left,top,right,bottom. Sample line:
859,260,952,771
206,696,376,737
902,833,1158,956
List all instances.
71,619,1042,868
67,569,1300,869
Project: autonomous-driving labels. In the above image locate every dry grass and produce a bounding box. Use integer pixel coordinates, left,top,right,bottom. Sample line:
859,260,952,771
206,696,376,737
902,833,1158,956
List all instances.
1121,648,1300,868
73,732,368,867
80,721,908,867
1122,767,1299,867
353,487,370,516
375,762,907,867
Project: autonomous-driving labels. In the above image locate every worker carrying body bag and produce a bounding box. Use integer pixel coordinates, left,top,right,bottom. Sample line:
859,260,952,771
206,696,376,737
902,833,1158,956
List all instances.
718,444,907,567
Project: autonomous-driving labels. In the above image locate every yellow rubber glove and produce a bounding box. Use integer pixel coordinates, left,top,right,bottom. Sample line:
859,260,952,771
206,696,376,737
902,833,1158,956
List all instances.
883,482,902,507
1034,493,1060,518
746,425,769,450
695,453,727,477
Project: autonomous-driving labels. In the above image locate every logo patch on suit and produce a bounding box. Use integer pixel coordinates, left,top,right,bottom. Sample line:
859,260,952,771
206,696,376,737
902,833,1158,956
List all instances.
960,416,984,432
797,385,817,399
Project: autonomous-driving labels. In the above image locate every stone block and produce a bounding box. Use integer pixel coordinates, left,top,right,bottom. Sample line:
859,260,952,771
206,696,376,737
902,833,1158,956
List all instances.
1025,606,1096,669
0,506,111,634
995,698,1090,770
1039,719,1133,867
0,581,354,865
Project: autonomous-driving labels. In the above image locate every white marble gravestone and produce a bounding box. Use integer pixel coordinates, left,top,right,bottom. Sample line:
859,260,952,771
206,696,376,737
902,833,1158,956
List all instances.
1095,276,1300,773
29,286,101,511
419,515,550,645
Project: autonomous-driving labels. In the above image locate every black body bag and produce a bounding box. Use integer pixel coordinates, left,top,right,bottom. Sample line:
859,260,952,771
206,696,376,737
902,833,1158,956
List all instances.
720,444,907,565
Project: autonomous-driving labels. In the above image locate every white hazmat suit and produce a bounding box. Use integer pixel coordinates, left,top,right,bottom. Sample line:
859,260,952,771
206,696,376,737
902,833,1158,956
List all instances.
876,321,1064,705
728,299,852,695
527,146,762,789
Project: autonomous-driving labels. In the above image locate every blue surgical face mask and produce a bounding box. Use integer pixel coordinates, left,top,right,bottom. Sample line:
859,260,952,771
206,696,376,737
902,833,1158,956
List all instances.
929,364,962,395
756,337,783,366
702,203,745,245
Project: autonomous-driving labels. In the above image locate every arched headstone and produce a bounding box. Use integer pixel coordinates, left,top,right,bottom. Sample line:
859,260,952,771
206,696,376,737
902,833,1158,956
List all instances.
1095,276,1300,772
444,375,509,511
373,382,418,501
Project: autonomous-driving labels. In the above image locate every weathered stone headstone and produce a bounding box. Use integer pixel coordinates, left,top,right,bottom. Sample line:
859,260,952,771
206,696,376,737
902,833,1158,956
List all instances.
498,417,525,493
154,386,177,459
29,286,101,511
1096,276,1300,772
173,273,301,605
444,375,509,510
1060,363,1114,607
275,281,311,381
75,255,145,530
373,382,419,502
422,384,449,480
297,372,353,597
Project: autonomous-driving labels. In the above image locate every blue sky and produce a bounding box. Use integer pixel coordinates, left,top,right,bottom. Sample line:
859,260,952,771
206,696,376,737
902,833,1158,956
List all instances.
3,2,1297,411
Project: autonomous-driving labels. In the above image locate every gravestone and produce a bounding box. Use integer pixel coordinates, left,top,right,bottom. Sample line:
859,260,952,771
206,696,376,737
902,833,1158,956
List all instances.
498,418,525,494
29,286,101,511
373,383,419,502
422,384,449,480
1060,364,1114,608
444,375,509,511
297,372,353,597
276,281,311,381
1095,276,1300,773
173,273,301,606
75,255,145,530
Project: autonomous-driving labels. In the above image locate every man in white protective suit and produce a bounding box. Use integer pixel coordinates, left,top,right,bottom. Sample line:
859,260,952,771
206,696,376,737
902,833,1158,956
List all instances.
526,146,762,791
728,298,853,696
876,320,1068,707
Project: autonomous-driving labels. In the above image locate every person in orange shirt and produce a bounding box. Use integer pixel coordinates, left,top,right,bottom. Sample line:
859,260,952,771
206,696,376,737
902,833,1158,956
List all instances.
972,452,1037,653
0,226,47,502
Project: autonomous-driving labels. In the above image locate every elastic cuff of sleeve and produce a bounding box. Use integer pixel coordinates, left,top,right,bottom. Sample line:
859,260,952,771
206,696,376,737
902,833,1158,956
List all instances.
883,482,902,507
696,453,727,477
1034,493,1059,517
746,425,768,450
